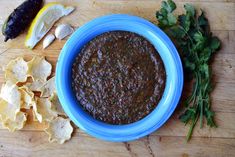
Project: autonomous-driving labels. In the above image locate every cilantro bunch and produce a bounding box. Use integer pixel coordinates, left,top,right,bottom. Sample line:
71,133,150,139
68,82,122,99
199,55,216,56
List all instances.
156,0,221,141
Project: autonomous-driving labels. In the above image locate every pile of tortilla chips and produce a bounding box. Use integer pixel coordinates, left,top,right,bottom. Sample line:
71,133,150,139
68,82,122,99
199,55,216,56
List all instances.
0,56,73,144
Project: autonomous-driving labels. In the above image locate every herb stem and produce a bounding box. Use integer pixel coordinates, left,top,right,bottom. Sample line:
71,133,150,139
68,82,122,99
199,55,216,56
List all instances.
185,71,198,108
198,73,203,128
186,112,199,141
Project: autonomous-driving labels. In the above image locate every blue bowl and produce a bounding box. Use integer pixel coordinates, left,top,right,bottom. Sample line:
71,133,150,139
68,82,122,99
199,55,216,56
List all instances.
56,14,183,142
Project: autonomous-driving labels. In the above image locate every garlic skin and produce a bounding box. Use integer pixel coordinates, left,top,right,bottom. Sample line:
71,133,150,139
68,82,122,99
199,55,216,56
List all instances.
55,24,74,40
43,34,55,49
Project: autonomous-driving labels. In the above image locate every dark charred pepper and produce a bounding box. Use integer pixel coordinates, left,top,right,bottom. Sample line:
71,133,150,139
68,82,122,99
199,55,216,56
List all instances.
2,0,43,42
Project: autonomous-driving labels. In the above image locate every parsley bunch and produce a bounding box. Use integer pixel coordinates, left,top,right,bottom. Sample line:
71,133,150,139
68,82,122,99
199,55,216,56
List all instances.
156,0,221,141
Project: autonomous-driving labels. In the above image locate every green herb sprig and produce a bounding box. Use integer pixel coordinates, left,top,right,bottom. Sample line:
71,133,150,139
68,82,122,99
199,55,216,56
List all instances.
156,0,221,141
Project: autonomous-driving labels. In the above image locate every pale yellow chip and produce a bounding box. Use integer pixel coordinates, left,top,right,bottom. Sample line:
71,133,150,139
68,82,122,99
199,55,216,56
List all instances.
45,117,73,144
19,86,34,109
19,85,34,97
32,98,57,123
27,56,52,82
4,57,28,84
0,81,21,105
50,92,66,116
25,79,44,91
40,76,55,97
2,111,27,132
32,100,42,123
0,98,20,121
0,56,74,142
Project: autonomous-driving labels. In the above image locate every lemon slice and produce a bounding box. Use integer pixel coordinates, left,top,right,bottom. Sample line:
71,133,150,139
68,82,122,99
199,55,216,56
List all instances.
25,3,75,49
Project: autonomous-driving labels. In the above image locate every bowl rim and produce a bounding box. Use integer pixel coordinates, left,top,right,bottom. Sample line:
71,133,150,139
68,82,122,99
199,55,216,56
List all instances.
56,14,183,142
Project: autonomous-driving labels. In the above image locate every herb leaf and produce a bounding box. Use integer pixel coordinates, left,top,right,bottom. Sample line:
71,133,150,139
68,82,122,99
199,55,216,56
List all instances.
156,0,177,28
184,4,196,17
210,37,221,51
156,0,221,141
162,0,176,12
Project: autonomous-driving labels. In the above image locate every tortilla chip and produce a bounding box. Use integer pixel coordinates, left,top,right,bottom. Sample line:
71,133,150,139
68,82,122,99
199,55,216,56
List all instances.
50,92,66,116
32,98,57,123
4,57,28,83
0,82,21,118
45,117,73,144
19,86,34,109
0,56,74,143
25,79,44,91
19,85,34,97
40,77,55,97
32,100,42,123
0,81,21,105
2,111,27,132
27,56,52,82
0,98,20,121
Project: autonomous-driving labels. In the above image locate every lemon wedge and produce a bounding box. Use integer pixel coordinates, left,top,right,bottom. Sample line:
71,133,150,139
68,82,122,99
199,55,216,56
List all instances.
25,3,75,49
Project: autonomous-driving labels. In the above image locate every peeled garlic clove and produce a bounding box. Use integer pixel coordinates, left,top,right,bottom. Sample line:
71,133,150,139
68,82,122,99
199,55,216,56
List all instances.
63,7,75,16
55,24,74,40
43,34,55,49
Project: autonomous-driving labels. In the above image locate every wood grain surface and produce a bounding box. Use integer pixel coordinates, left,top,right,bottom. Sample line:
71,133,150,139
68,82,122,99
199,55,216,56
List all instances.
0,0,235,157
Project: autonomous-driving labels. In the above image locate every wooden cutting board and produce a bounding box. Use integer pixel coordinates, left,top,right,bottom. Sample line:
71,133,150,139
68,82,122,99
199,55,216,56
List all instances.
0,0,234,156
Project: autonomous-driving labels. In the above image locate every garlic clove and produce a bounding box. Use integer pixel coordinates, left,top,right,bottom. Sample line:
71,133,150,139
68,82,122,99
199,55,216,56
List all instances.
55,24,74,40
63,7,75,16
43,34,55,49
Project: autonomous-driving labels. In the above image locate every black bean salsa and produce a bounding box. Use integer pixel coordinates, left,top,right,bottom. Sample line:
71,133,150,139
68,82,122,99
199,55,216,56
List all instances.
72,31,166,124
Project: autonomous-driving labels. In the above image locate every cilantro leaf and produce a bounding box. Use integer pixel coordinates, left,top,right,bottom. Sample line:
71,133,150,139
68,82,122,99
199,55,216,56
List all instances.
167,13,177,25
156,0,177,28
210,36,221,51
198,10,208,26
156,0,221,141
199,47,212,62
178,14,191,32
193,32,206,51
205,107,217,127
184,4,196,17
162,0,176,12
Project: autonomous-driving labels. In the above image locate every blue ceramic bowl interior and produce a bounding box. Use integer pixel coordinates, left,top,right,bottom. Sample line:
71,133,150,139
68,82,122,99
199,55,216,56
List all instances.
56,14,183,142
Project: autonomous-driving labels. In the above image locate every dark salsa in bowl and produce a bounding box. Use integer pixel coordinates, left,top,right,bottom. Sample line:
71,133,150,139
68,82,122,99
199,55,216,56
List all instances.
71,31,166,125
